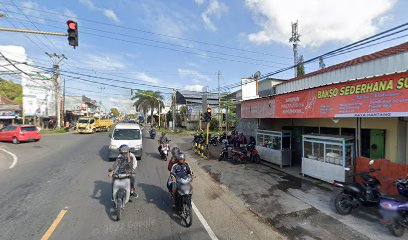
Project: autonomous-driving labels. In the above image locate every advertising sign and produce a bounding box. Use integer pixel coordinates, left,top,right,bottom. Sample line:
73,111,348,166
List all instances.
241,78,259,100
22,73,56,117
275,72,408,118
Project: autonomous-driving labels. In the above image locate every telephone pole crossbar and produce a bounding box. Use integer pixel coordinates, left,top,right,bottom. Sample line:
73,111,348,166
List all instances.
0,27,68,36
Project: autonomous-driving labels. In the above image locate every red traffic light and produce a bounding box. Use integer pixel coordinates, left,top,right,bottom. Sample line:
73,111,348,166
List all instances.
67,20,77,30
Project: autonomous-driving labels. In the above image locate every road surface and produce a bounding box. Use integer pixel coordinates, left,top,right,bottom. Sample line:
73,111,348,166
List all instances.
0,132,283,240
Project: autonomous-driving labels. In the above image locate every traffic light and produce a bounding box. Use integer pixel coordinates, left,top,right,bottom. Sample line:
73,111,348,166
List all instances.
207,107,212,120
67,20,78,48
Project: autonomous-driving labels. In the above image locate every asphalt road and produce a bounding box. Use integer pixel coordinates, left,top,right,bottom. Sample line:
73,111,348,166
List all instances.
0,132,212,240
0,132,283,240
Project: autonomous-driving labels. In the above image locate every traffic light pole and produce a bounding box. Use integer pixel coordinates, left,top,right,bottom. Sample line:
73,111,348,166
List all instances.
0,27,68,36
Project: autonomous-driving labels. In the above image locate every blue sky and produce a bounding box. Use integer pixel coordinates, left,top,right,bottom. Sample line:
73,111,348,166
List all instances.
0,0,407,112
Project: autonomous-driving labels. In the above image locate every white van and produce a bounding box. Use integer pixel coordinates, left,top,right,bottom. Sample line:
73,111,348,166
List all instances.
109,123,142,160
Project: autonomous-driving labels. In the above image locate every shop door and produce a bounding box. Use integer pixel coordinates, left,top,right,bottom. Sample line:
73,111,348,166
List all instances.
292,127,303,165
369,129,385,159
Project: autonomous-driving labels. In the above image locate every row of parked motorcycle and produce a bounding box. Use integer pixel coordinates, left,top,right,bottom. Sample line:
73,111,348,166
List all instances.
193,132,261,165
332,160,408,237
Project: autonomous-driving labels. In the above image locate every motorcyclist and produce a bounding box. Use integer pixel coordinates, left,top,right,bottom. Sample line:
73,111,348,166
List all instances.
158,132,169,152
168,147,181,171
108,145,138,199
170,153,193,207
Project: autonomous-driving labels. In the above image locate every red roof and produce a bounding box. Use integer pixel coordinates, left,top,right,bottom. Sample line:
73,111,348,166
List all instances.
290,41,408,81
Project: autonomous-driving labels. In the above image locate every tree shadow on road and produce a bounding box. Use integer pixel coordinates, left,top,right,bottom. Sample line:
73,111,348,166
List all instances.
91,180,116,221
138,183,185,227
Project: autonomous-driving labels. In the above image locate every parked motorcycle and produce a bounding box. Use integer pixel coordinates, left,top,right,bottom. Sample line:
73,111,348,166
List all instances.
159,140,171,161
149,129,156,139
209,135,218,146
379,178,408,237
175,175,193,227
231,143,261,164
332,160,381,215
219,140,233,161
109,169,132,221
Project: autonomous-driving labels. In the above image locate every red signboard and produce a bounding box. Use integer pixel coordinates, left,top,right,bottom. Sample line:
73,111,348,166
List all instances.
275,72,408,118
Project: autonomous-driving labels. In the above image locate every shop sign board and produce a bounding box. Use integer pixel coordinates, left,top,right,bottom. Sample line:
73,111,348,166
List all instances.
275,72,408,118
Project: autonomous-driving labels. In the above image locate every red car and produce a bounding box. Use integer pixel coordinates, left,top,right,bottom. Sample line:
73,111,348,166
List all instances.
0,125,41,144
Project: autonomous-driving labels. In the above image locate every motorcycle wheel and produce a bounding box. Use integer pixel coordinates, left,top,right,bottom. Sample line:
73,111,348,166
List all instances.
218,153,224,161
388,219,405,237
334,191,353,215
116,198,122,221
232,154,240,165
253,155,261,164
183,197,193,227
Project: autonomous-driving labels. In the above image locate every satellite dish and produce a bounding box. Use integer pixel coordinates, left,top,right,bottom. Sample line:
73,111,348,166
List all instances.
254,71,261,79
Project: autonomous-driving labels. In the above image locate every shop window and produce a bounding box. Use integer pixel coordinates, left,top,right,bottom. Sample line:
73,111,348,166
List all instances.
320,127,340,135
304,141,324,161
341,128,356,137
361,129,385,159
303,127,319,134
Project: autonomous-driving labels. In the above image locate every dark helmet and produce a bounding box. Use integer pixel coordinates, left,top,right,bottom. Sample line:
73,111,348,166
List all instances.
177,153,185,161
119,144,130,154
171,147,180,156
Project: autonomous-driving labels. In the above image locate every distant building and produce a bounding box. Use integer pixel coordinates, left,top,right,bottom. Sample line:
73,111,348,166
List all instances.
0,95,21,128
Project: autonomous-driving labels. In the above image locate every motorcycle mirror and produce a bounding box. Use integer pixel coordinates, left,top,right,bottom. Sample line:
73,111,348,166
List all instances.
368,159,374,166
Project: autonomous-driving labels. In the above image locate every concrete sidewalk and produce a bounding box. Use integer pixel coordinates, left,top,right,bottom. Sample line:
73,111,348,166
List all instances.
173,136,401,240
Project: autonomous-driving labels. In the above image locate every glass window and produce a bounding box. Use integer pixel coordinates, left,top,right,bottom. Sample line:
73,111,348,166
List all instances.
90,119,95,124
304,141,324,161
320,127,340,135
325,144,343,165
8,126,17,131
78,119,89,123
21,127,38,132
256,134,263,147
113,129,141,140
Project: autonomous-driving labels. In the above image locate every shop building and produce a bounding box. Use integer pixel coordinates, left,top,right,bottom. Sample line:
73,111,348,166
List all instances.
238,42,408,187
0,95,21,128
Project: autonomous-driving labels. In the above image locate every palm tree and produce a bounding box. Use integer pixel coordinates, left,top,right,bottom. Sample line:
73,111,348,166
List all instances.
131,90,164,123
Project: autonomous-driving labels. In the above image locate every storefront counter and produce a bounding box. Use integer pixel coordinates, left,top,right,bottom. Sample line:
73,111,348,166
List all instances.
256,130,292,168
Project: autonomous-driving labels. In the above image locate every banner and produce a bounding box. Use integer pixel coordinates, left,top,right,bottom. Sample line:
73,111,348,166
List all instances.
275,72,408,118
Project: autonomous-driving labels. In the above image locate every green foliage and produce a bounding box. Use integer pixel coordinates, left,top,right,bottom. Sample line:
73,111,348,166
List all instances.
209,118,219,131
0,79,22,104
40,128,68,134
110,108,120,117
131,90,164,122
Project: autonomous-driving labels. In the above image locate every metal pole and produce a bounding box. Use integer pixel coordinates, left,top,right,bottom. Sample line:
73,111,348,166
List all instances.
63,77,65,127
172,89,176,130
218,70,221,132
0,27,68,36
158,101,161,128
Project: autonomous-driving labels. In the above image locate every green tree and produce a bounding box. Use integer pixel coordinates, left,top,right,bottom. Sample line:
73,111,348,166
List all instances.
296,55,305,77
0,79,22,104
131,90,164,123
110,108,120,117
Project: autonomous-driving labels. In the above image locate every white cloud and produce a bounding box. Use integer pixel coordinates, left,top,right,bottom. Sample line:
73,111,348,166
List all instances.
79,0,120,23
185,84,204,92
103,9,120,24
134,72,160,84
195,0,205,5
64,9,77,20
245,0,396,47
201,0,228,32
178,68,212,82
108,97,134,113
82,55,126,70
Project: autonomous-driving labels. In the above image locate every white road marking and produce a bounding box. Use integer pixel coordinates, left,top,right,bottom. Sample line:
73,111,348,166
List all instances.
0,148,18,169
192,201,219,240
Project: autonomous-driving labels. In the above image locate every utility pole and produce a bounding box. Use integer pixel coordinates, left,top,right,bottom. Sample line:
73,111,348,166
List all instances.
46,53,67,129
62,77,66,127
289,21,300,78
319,56,326,69
97,86,105,113
172,89,176,130
217,70,221,132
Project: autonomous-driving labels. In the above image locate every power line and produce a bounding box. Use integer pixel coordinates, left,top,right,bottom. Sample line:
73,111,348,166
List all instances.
216,23,408,91
1,1,292,60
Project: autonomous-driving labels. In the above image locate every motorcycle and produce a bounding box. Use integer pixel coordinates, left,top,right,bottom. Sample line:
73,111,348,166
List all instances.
149,129,156,139
209,135,218,146
219,139,233,161
332,160,381,215
175,175,193,227
379,178,408,237
231,143,261,164
109,170,132,221
159,140,171,161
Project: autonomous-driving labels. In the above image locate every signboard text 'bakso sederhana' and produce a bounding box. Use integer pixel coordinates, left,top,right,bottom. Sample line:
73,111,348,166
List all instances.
318,77,408,99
